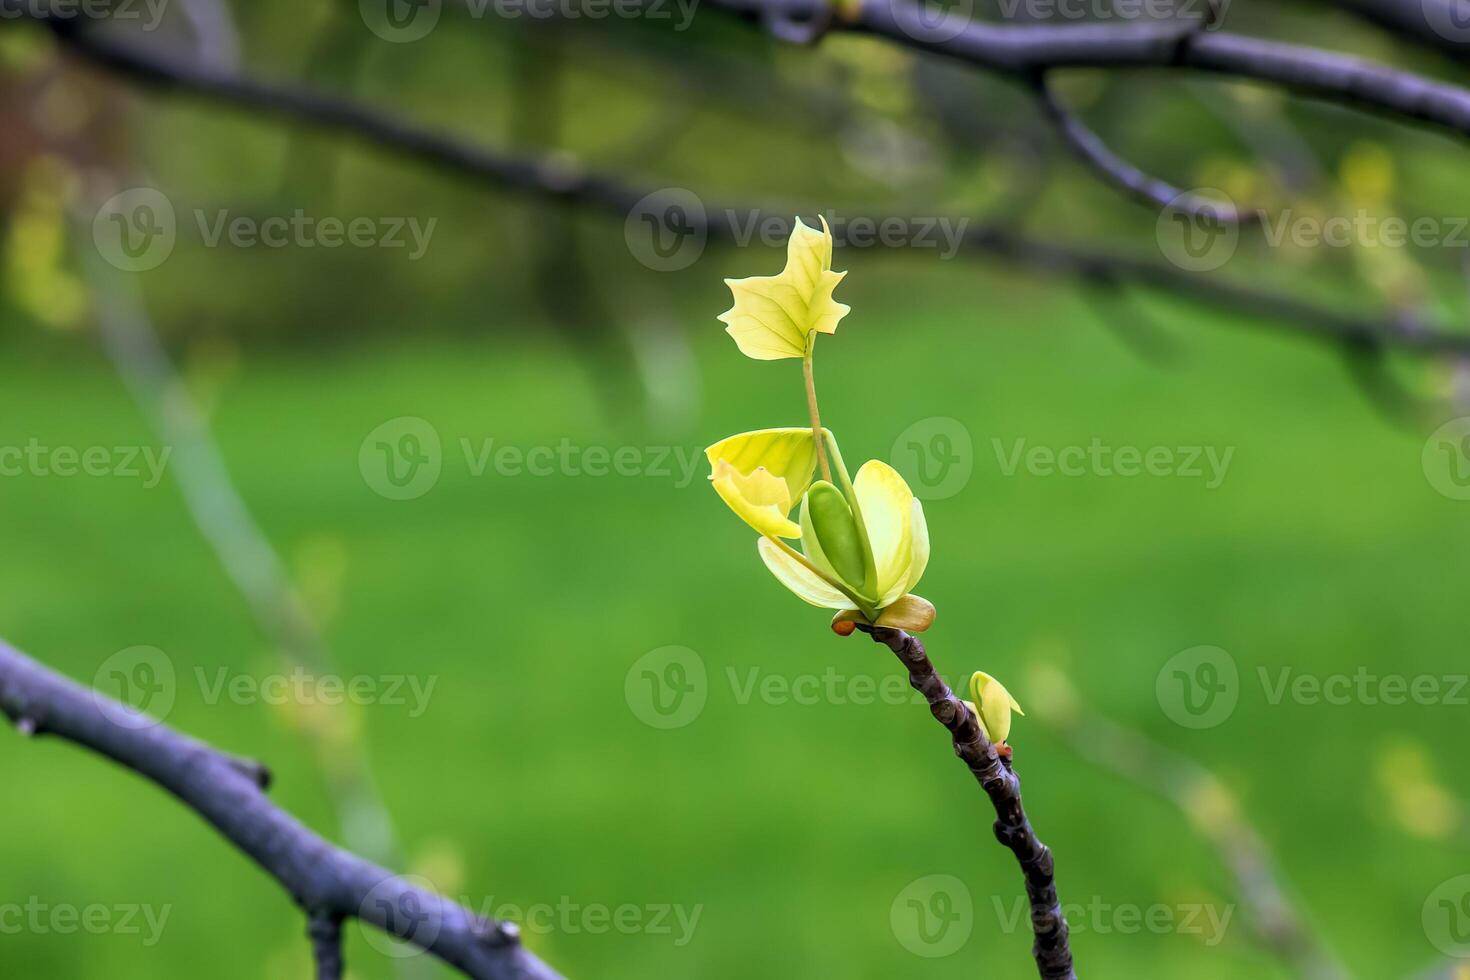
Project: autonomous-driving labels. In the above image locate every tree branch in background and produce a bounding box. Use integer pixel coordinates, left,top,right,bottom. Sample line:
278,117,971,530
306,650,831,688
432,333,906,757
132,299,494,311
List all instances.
0,638,566,980
1034,74,1250,223
18,11,1470,360
1030,664,1348,980
715,0,1470,140
858,626,1076,980
76,218,417,885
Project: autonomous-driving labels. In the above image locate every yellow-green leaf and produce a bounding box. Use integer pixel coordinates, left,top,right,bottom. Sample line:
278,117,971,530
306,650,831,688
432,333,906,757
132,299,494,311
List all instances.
853,460,916,606
757,537,852,609
706,427,818,507
902,498,930,595
969,671,1025,744
711,460,801,539
717,216,850,361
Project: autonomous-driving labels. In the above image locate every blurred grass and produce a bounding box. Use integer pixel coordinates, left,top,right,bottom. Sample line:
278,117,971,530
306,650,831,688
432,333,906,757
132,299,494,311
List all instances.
1,261,1467,979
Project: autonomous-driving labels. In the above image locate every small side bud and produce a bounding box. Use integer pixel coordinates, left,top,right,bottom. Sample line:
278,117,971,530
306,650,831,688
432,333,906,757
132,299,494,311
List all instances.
968,671,1025,746
830,609,869,636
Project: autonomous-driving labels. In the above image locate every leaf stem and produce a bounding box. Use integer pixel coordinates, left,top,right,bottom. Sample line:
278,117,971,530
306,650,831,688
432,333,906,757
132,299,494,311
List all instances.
769,536,875,619
803,345,831,483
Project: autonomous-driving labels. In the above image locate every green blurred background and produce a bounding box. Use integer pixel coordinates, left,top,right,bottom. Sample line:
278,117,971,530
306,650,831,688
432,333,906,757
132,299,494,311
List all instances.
1,2,1469,978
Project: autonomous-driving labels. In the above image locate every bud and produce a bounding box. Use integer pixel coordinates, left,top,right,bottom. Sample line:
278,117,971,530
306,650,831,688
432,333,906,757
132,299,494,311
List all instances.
968,671,1025,745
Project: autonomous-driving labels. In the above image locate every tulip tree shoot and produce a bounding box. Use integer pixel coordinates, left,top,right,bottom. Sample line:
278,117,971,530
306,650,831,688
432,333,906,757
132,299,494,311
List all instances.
702,218,1074,980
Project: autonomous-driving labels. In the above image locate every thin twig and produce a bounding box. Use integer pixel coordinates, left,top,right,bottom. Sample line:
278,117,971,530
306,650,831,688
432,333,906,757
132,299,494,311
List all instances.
308,912,345,980
1035,671,1347,980
1035,74,1250,223
0,638,563,980
859,626,1076,980
76,216,412,877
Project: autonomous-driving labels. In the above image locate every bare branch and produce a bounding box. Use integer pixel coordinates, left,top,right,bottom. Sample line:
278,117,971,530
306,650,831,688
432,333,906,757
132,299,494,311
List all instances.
16,14,1467,357
0,638,568,980
1036,673,1347,980
858,626,1075,980
719,0,1470,141
1035,74,1249,223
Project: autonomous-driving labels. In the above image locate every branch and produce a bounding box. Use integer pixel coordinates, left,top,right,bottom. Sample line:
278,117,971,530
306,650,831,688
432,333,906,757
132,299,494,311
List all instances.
75,208,422,880
718,0,1470,142
0,638,566,980
1034,74,1250,223
22,15,1470,358
309,912,345,980
1035,673,1347,980
858,626,1075,980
